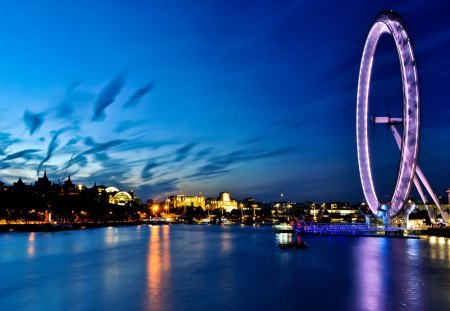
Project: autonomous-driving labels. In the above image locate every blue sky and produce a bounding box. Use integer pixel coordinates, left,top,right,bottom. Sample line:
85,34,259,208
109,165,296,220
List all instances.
0,0,448,203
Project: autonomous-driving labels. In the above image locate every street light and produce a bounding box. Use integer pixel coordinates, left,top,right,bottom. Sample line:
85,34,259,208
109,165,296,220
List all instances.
152,204,159,218
164,205,169,219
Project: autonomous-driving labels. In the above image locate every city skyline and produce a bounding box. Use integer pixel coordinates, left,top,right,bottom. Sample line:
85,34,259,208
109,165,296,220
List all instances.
0,1,449,203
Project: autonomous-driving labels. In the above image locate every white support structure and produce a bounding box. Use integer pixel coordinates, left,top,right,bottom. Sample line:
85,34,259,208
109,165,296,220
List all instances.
373,117,449,224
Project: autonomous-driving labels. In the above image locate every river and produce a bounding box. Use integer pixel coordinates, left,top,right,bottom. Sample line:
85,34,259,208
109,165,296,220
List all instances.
0,224,449,311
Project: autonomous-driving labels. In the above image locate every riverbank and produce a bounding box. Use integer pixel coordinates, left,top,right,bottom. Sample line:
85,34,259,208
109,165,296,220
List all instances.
0,220,168,232
2,222,450,238
410,227,450,238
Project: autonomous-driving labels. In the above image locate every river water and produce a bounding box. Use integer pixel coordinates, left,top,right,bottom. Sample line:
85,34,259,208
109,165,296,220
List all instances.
0,224,449,311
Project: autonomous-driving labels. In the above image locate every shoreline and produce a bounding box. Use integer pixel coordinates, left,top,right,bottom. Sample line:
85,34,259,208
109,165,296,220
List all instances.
1,222,450,238
0,220,166,233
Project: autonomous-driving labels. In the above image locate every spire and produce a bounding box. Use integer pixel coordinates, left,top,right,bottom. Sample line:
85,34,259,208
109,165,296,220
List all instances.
42,169,49,181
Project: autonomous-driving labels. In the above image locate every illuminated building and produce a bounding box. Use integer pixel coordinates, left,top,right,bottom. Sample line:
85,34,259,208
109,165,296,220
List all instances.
103,186,134,206
166,193,205,209
105,186,120,204
208,192,238,213
114,191,133,206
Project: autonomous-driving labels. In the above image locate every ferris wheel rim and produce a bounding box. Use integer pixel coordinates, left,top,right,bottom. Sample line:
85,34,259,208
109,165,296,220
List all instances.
356,12,420,217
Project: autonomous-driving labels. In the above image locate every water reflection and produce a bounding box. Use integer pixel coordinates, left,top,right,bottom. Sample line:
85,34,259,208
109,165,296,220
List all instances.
2,226,450,311
428,236,450,269
220,231,232,253
355,238,432,311
27,232,35,258
355,238,385,311
105,226,120,245
402,239,425,311
275,232,292,244
147,225,170,309
274,232,305,245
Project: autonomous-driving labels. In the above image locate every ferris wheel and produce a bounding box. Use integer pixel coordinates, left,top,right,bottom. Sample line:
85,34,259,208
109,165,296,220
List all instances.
356,11,449,224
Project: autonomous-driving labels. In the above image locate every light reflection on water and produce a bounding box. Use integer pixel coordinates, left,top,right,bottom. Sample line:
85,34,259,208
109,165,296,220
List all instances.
356,238,384,311
27,232,35,258
147,225,171,310
105,226,120,246
0,226,449,311
428,236,450,265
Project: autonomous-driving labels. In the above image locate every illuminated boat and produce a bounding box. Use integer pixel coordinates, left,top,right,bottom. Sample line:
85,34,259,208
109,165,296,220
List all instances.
197,217,211,224
272,223,293,233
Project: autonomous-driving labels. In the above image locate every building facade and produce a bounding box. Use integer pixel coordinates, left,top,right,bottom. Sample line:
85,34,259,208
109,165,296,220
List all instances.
208,192,238,213
166,193,206,209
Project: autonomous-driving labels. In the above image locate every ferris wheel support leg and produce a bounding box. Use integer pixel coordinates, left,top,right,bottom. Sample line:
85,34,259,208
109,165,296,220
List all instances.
412,176,436,224
364,215,371,227
415,166,449,224
390,124,447,224
383,211,390,228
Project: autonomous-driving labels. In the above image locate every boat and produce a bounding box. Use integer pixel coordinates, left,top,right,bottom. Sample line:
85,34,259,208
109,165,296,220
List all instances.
197,217,211,224
272,223,293,233
278,241,308,249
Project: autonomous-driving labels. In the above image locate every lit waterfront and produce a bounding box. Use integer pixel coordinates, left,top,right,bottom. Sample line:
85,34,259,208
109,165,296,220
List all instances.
1,225,450,310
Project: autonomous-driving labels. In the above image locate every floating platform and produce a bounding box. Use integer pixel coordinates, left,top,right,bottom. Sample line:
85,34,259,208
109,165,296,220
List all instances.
297,231,421,239
278,242,308,249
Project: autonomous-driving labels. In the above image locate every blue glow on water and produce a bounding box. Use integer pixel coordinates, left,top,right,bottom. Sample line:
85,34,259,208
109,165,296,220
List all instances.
0,225,449,311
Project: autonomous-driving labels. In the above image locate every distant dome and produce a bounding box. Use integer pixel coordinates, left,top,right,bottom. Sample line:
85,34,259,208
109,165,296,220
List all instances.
105,186,120,193
114,191,132,206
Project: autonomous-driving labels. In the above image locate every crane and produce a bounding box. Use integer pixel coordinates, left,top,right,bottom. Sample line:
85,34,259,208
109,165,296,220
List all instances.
58,153,75,185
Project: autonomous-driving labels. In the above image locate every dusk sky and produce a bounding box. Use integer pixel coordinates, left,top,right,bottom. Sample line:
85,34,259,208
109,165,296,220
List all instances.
0,0,449,203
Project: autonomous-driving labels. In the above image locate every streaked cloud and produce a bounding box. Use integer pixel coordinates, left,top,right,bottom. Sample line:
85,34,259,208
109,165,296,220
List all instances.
123,81,156,108
92,72,126,121
2,149,41,161
23,110,45,135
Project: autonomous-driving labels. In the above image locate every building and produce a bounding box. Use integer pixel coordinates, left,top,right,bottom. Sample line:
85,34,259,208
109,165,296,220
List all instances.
104,186,135,206
208,192,238,213
34,170,52,192
166,193,205,210
114,192,133,206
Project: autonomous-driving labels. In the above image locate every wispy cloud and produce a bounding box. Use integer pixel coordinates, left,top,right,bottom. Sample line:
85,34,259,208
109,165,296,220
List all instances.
141,160,168,179
114,120,147,133
70,138,127,169
92,72,126,121
0,132,21,155
2,149,41,161
55,81,81,119
122,81,155,108
23,110,45,135
82,166,130,189
175,142,196,162
187,147,294,180
37,129,69,176
195,147,213,158
136,178,179,199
